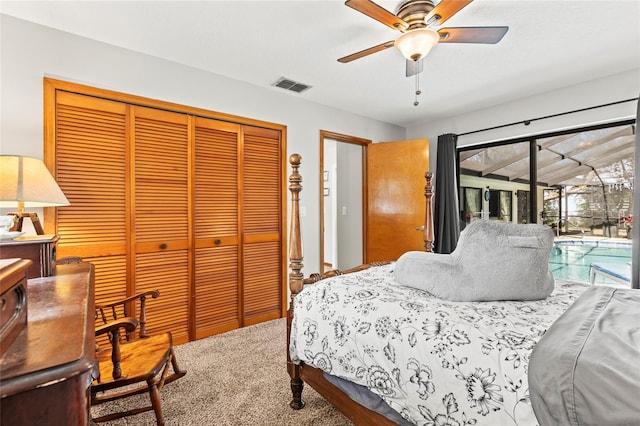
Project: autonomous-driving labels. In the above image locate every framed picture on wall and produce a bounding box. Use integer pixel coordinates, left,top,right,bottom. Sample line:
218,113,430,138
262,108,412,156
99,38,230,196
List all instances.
324,187,330,196
323,170,329,181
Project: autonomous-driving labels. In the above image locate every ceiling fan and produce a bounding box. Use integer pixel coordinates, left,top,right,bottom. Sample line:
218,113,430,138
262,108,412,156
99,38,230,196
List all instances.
339,0,509,77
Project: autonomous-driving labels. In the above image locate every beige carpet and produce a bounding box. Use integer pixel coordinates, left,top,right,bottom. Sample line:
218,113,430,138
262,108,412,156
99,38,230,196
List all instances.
91,318,353,425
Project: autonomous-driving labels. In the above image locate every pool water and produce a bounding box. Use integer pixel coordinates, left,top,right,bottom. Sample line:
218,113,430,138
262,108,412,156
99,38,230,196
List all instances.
549,240,632,282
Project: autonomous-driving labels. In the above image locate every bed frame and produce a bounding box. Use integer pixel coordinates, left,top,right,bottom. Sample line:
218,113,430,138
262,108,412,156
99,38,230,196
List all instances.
286,153,434,425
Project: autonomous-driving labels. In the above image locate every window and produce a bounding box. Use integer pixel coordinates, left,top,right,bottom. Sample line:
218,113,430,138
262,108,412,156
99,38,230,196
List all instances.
488,190,512,221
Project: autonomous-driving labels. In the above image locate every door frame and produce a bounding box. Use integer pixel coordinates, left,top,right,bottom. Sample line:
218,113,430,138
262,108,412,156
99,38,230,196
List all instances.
319,130,371,272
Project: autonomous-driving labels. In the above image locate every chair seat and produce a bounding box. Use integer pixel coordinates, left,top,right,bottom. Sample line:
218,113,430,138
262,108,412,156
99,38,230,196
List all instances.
93,332,173,392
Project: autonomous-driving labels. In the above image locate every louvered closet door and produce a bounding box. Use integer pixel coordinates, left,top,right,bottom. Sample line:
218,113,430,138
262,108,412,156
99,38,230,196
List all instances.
132,106,190,343
54,91,129,304
193,117,241,338
242,127,283,325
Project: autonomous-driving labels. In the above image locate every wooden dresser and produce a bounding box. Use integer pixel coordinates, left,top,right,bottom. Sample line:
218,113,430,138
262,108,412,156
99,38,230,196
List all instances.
0,261,97,425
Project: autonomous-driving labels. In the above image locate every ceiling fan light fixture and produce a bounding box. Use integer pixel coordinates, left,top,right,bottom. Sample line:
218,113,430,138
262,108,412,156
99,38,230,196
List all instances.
394,28,439,61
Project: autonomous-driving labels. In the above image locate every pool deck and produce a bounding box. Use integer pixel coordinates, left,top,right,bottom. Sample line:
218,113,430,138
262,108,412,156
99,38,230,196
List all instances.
554,235,632,244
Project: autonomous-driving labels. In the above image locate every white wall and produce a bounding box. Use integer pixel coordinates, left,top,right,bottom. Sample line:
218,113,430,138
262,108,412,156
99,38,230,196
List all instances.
0,14,406,275
336,142,363,270
408,69,640,173
323,140,337,268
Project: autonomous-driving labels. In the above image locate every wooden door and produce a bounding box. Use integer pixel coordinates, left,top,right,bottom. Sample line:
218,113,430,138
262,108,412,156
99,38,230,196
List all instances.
242,126,283,325
193,117,241,338
131,106,190,343
46,79,286,345
51,91,130,305
367,139,429,263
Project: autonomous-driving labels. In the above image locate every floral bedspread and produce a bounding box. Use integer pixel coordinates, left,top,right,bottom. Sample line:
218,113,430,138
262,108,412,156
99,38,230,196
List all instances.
290,263,588,426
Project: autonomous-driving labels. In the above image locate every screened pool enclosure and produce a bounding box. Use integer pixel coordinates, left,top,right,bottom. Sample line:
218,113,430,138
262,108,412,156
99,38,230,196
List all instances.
459,121,635,238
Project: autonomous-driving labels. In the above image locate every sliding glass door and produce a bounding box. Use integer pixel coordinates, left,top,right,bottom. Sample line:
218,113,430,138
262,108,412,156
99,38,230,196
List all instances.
458,120,635,235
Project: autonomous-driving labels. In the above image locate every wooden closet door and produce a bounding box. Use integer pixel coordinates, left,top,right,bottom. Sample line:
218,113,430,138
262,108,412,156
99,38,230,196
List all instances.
193,117,241,338
52,91,130,304
242,126,283,325
131,106,190,343
46,79,286,344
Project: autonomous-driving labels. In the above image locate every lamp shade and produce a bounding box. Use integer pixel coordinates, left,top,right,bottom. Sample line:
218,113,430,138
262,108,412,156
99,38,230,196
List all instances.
0,156,70,210
395,28,440,61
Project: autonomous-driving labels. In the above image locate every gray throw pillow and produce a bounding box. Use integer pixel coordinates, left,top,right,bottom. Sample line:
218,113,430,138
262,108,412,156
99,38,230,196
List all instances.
394,220,555,301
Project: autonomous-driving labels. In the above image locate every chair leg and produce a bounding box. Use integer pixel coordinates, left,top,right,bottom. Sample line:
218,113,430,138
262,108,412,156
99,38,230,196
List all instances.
169,348,187,377
162,349,187,387
148,379,164,426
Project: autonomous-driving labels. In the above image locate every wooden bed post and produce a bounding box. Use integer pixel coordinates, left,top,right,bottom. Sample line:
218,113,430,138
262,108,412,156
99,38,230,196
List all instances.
287,153,305,409
424,172,434,253
288,153,304,295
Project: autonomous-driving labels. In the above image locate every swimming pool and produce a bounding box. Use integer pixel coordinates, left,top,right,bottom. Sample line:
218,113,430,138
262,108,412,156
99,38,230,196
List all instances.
549,240,632,282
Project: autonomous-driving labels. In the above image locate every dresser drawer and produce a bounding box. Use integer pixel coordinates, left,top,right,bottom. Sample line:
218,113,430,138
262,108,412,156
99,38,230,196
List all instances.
0,258,32,355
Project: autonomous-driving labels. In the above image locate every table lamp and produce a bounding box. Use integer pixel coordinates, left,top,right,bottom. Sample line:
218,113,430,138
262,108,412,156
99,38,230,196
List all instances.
0,155,70,235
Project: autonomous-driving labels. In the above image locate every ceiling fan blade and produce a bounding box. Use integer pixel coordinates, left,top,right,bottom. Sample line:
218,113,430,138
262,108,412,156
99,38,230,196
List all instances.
425,0,473,26
437,26,509,44
406,58,424,77
345,0,409,32
338,40,395,63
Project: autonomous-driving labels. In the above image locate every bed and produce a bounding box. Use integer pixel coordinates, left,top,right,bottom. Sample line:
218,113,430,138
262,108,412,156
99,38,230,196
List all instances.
285,154,637,425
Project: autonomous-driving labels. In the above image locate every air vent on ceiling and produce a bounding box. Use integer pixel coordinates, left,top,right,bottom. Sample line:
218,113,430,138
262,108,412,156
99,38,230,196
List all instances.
272,77,312,94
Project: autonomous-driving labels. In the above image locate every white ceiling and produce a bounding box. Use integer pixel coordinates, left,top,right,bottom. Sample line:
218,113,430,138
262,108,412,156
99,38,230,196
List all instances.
2,0,639,127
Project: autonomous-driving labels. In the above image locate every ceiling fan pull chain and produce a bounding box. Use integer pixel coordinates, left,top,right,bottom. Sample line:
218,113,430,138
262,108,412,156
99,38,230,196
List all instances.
414,71,421,106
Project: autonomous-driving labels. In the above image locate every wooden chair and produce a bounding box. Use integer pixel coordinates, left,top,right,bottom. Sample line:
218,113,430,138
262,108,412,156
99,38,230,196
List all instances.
91,290,186,425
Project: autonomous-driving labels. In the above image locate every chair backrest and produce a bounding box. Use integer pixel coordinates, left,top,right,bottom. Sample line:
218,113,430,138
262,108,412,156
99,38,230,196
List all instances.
95,290,160,340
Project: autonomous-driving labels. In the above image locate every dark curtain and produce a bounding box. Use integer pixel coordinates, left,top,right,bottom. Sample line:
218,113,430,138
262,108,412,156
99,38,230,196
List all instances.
434,133,461,253
632,96,639,289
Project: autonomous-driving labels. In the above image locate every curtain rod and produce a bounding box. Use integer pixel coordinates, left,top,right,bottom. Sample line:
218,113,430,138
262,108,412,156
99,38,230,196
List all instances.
458,97,639,137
